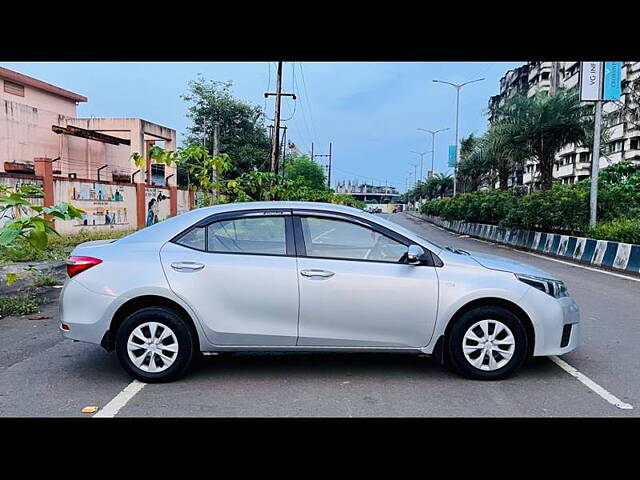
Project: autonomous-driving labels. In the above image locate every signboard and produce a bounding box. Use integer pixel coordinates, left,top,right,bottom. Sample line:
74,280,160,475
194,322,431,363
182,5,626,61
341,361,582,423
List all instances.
603,61,622,101
448,145,456,167
580,62,602,101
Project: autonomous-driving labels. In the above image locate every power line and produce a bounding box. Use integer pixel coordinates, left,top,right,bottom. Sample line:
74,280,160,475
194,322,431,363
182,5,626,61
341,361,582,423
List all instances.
298,62,319,144
291,62,314,153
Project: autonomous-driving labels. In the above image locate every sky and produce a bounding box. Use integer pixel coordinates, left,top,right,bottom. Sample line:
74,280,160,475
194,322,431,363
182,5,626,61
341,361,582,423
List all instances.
2,61,523,192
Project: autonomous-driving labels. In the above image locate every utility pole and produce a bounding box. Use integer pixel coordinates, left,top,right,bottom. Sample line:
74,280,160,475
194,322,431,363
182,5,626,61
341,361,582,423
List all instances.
590,96,603,228
212,122,220,196
265,61,296,174
313,142,333,190
433,78,484,196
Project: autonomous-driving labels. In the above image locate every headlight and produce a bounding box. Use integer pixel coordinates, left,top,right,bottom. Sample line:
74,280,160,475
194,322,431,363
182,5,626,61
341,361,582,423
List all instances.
515,274,568,298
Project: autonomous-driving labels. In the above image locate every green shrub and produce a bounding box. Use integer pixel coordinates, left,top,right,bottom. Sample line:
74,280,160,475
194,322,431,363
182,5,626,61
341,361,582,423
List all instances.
0,295,48,317
421,161,640,243
589,218,640,244
0,229,134,264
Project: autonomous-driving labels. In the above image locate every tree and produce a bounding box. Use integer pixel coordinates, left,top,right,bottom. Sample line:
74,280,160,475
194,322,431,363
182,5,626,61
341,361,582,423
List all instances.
284,153,327,190
432,172,454,198
493,90,593,190
181,76,272,181
135,145,232,207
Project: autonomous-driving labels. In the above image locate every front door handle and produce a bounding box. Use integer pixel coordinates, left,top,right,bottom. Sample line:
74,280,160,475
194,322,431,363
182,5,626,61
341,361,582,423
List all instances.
171,261,205,272
300,269,335,278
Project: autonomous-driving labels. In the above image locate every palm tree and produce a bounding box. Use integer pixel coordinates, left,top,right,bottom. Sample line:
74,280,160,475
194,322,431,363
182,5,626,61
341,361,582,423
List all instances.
493,90,593,190
433,172,453,198
457,134,490,192
482,123,531,190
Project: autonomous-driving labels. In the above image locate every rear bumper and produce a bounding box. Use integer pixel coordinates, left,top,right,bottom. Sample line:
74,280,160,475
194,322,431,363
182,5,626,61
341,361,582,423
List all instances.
59,277,116,346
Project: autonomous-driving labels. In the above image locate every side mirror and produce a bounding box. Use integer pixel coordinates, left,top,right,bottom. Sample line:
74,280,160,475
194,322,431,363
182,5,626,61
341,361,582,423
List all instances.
407,244,425,265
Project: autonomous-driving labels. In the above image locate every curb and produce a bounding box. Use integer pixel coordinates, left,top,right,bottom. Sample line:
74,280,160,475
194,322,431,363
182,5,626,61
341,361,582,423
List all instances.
408,212,640,278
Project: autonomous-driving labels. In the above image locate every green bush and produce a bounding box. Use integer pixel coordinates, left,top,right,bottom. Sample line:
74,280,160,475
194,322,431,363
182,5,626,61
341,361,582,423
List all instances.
0,228,134,264
589,218,640,244
419,161,640,243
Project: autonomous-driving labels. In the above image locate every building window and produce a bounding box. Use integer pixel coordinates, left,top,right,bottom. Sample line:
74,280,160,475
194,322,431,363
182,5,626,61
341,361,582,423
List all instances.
630,138,640,150
541,72,550,81
3,80,24,97
151,163,165,186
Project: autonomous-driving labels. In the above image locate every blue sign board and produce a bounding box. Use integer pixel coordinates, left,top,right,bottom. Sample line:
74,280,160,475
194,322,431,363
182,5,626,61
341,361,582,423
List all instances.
603,62,622,101
448,145,456,167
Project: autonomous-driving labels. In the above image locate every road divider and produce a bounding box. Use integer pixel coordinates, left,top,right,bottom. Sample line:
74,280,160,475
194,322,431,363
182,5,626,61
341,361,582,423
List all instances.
409,213,640,278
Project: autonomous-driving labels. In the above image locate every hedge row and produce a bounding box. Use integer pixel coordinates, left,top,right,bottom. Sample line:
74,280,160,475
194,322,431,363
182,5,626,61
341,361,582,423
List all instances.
420,182,640,243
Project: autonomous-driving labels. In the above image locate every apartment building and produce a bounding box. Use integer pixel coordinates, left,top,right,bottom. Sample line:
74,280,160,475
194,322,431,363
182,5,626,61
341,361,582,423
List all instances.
489,61,640,190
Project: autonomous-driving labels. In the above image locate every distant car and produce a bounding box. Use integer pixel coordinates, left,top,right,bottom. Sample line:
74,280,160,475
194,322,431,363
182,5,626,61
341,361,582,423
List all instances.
60,201,579,382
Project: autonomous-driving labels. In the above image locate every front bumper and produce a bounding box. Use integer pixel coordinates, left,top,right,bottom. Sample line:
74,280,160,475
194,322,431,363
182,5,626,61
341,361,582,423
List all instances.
524,290,580,357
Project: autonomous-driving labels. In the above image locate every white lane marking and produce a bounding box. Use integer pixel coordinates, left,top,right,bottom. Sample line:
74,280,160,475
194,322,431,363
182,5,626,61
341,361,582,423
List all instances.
93,380,146,418
550,356,633,410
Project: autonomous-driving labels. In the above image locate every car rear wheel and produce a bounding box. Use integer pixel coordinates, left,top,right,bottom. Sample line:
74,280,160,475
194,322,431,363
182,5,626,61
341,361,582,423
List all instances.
447,306,528,381
115,307,195,383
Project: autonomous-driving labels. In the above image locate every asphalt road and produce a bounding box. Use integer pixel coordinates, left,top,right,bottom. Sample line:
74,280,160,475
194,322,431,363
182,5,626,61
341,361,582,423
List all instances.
1,212,638,417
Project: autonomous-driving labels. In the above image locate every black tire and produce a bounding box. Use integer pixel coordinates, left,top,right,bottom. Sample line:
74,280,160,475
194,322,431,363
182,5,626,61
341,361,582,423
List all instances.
447,306,528,381
115,306,196,383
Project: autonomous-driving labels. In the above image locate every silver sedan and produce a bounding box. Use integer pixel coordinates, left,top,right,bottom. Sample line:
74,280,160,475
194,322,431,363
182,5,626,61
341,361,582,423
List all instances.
60,202,580,382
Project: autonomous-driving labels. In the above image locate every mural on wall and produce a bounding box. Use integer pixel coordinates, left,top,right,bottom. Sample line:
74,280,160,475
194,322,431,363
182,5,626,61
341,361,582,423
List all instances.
67,182,129,228
52,180,137,233
145,188,170,226
71,183,125,203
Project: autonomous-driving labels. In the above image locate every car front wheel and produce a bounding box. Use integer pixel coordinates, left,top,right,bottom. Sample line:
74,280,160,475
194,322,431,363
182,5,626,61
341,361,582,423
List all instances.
447,306,528,381
115,307,195,383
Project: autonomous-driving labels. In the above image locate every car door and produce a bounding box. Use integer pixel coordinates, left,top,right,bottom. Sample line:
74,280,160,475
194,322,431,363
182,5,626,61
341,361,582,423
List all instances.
293,212,440,348
160,210,299,346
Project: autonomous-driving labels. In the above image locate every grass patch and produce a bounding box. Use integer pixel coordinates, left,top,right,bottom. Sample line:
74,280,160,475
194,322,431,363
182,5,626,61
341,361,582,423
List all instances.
0,229,135,264
33,274,59,287
0,295,48,317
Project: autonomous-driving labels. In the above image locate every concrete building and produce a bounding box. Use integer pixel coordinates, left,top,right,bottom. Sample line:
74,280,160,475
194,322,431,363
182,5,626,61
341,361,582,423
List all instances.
0,66,176,186
335,180,400,203
488,61,640,190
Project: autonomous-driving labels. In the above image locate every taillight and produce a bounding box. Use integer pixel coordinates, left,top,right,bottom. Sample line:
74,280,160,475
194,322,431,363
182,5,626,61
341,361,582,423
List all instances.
66,256,102,278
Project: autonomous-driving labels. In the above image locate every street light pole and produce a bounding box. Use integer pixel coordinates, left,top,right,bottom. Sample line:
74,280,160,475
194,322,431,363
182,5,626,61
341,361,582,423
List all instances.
418,127,450,177
410,151,427,182
432,78,484,197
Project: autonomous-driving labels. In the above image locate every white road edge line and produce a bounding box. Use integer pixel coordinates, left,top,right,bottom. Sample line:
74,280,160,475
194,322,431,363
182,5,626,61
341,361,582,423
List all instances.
93,380,146,418
550,356,633,410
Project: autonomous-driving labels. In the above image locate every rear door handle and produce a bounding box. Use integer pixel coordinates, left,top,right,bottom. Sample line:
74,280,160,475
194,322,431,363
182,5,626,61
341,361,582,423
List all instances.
300,269,335,278
171,261,205,271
